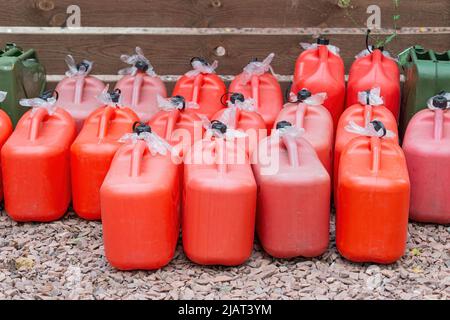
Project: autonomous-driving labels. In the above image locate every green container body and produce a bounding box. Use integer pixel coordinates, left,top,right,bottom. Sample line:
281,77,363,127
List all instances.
399,45,450,138
0,43,46,126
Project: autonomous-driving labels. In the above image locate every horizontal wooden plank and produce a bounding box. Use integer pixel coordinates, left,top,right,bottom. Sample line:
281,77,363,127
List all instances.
1,0,449,28
2,33,449,75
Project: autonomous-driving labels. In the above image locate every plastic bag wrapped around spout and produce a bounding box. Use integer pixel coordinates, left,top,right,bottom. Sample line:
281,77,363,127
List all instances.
97,85,123,108
65,55,94,78
118,47,156,77
0,91,7,103
345,120,396,139
119,129,173,157
241,53,276,84
289,90,327,106
156,94,199,111
20,91,58,116
185,58,219,78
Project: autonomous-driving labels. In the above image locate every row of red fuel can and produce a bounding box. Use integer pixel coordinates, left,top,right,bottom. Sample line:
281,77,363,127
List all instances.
0,41,447,270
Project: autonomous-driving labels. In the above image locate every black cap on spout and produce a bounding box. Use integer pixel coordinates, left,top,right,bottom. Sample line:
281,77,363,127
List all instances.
317,37,330,45
230,92,245,104
171,95,186,110
39,90,58,101
135,60,149,72
190,57,208,66
211,120,227,134
77,61,90,72
432,95,448,109
276,121,293,130
133,122,152,134
371,120,387,137
297,89,312,102
109,89,121,103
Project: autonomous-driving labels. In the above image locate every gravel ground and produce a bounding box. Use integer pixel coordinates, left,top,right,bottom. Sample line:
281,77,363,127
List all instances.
0,210,448,300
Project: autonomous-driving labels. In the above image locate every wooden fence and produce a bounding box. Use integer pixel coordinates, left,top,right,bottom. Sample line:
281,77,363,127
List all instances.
1,0,449,92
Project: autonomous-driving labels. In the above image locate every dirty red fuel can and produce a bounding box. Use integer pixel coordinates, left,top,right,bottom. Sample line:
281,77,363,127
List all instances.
229,53,283,131
334,88,398,192
183,121,257,266
173,57,226,119
275,89,333,175
71,87,139,220
346,47,401,120
101,123,180,270
403,93,450,224
336,120,410,264
252,121,330,258
148,95,205,157
292,38,345,128
2,91,76,222
0,92,13,201
55,55,106,131
211,93,267,156
115,47,167,122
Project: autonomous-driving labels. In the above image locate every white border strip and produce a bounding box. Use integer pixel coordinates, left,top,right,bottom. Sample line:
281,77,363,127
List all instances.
1,27,449,36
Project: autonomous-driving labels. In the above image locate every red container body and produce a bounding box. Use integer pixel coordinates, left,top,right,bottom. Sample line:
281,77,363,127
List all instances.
346,50,401,120
252,135,330,258
55,74,106,132
101,140,181,270
71,106,139,220
172,73,226,119
211,108,267,156
2,108,76,222
115,73,167,122
183,139,257,266
229,73,283,131
336,137,410,264
148,108,204,157
0,110,13,201
334,103,398,192
275,101,334,175
292,45,345,128
403,108,450,224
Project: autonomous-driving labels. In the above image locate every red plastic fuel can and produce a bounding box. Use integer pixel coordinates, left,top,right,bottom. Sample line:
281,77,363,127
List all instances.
0,92,13,201
172,57,226,119
252,121,330,258
334,88,398,192
403,94,450,224
229,54,283,130
346,48,400,120
115,47,167,122
336,121,410,264
101,123,180,270
275,89,333,175
71,89,139,220
292,38,345,128
55,55,106,131
183,125,257,266
2,92,76,222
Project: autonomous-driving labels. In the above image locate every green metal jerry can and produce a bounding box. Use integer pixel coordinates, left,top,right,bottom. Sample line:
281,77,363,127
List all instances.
398,46,450,138
0,43,46,126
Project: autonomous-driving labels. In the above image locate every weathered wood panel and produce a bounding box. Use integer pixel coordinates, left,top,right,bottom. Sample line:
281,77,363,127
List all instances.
1,0,449,28
2,33,448,75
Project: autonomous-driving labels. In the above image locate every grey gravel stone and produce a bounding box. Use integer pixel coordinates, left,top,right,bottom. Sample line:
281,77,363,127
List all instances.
0,212,448,300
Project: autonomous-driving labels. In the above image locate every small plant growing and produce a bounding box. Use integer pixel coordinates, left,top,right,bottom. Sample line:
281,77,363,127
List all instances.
340,0,401,50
